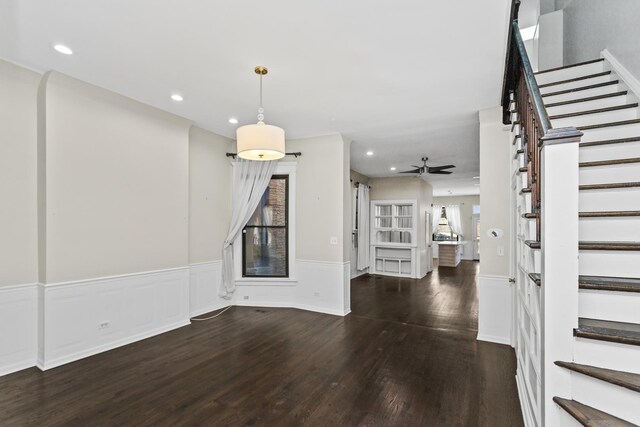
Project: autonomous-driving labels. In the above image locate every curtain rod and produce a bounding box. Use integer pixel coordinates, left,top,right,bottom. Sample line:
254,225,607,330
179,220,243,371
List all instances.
225,152,302,159
354,181,371,189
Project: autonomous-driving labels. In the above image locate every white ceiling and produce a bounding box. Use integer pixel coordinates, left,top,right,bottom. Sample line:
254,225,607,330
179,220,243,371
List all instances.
1,0,511,196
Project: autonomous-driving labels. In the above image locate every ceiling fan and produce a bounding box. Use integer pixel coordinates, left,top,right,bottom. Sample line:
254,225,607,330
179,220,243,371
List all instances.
398,157,455,175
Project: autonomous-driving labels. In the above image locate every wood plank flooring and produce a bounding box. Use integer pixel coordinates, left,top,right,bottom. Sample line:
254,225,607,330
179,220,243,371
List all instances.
0,261,523,426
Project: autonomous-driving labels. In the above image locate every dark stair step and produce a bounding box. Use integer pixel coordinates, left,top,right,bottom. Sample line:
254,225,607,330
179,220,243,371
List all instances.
550,103,638,121
581,136,640,147
514,149,524,159
511,120,521,132
522,212,537,219
579,118,640,131
525,240,540,249
520,187,532,194
580,211,640,218
528,272,541,286
575,318,640,346
580,157,640,168
539,71,612,89
543,80,619,98
580,275,640,293
535,58,604,75
518,166,528,173
513,134,521,145
545,91,628,108
555,361,640,393
580,182,640,191
580,242,640,251
553,397,636,426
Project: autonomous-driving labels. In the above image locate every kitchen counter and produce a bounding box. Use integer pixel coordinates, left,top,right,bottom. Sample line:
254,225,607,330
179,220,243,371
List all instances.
436,241,463,267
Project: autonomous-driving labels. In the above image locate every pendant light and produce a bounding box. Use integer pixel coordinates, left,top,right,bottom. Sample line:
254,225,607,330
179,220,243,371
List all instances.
236,66,285,160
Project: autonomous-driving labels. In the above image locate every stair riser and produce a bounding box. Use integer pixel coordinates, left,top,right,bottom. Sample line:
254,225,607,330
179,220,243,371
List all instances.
539,74,614,95
578,123,640,143
574,338,640,375
580,141,640,163
579,162,640,185
580,187,640,211
546,94,633,116
551,107,639,129
535,61,605,86
579,251,640,278
571,374,640,425
579,289,640,324
579,217,640,241
543,84,625,104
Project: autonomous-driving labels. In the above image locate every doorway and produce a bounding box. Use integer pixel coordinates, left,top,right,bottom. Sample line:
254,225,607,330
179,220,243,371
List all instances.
472,213,480,261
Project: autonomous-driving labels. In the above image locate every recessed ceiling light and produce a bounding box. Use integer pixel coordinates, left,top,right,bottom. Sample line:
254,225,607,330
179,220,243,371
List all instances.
228,118,238,124
171,94,184,102
473,176,480,179
390,167,396,171
53,44,73,55
366,151,374,156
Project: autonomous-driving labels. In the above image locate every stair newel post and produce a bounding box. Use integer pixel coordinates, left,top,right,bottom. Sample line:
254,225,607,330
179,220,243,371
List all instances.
539,127,583,426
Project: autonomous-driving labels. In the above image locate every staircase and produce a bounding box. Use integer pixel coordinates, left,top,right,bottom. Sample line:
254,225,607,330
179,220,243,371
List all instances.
512,57,640,426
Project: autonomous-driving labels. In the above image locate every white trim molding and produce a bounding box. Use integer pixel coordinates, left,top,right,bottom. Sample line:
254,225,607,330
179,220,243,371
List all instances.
0,283,38,376
477,275,513,345
602,49,640,98
38,267,190,370
189,260,228,317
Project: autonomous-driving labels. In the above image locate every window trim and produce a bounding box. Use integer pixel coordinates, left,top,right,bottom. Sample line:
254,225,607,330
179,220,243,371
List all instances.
232,161,297,284
241,174,289,278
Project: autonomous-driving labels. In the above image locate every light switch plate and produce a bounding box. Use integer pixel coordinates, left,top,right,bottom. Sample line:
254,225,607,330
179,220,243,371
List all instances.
330,236,338,245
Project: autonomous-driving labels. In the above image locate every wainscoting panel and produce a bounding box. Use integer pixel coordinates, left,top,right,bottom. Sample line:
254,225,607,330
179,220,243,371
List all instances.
477,275,513,345
0,284,38,376
39,267,190,370
189,261,229,317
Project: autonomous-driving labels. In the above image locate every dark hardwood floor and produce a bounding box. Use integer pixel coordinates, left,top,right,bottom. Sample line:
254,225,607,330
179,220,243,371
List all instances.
0,261,523,426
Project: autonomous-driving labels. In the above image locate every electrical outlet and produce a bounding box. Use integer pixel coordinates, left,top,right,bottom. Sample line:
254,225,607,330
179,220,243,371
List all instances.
243,295,249,300
99,321,110,330
497,246,504,256
330,236,338,245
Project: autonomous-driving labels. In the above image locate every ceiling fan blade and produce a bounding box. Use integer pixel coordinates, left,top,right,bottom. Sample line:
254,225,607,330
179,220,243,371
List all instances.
428,165,456,172
398,168,421,174
428,170,453,175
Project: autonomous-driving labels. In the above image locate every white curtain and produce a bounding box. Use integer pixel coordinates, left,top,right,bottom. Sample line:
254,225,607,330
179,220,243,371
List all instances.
446,204,463,237
219,158,278,298
432,204,443,232
356,184,370,270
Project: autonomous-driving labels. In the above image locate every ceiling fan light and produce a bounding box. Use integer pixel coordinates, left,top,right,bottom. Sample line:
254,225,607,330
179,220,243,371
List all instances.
237,123,285,160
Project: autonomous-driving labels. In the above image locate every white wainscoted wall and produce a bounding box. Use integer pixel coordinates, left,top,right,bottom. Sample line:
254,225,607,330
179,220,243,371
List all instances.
0,284,38,376
189,261,229,317
477,275,513,345
38,268,190,370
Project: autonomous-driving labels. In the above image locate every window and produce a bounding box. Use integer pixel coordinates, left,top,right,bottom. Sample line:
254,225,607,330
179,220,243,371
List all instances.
242,175,289,277
433,207,459,241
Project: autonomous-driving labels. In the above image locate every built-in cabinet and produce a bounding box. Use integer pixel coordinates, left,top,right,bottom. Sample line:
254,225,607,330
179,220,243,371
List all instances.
370,200,419,278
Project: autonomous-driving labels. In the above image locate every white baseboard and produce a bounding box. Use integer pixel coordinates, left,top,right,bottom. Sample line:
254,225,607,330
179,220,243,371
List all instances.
602,49,640,98
39,267,190,370
477,275,513,345
0,283,38,376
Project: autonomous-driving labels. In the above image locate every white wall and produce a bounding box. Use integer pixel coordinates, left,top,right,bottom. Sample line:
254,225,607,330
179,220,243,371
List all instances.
477,107,513,345
43,72,192,283
0,59,39,287
563,0,640,79
432,195,480,261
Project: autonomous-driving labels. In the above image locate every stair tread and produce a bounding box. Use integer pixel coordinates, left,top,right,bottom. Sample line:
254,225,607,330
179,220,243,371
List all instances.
580,182,640,190
528,272,541,286
522,212,537,218
525,240,540,249
555,361,640,393
580,275,640,293
550,103,639,120
580,210,640,217
542,80,619,98
535,58,604,75
520,187,532,194
581,136,640,147
579,118,640,131
576,318,640,346
579,241,640,251
553,397,636,426
580,157,640,167
539,71,612,89
545,91,628,108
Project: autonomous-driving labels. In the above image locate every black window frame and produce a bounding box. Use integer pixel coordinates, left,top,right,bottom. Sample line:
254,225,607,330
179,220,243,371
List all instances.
241,174,289,278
